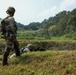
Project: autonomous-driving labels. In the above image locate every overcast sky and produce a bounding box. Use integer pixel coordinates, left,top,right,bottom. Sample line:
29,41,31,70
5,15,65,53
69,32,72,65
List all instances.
0,0,76,25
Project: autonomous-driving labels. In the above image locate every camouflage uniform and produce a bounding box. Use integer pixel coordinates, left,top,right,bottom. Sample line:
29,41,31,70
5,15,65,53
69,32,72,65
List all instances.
2,7,20,66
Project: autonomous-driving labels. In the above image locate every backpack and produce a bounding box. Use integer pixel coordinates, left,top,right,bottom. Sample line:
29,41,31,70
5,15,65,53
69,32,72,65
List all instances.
0,17,17,38
0,16,18,33
0,19,6,33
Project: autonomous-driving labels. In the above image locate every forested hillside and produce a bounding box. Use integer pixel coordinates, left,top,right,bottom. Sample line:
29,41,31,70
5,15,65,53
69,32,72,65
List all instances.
17,8,76,39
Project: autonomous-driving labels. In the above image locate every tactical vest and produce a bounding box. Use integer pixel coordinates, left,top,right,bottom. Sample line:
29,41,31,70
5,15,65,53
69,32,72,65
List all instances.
0,16,17,38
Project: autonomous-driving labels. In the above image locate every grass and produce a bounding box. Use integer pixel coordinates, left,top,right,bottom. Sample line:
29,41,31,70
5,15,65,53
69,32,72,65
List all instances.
0,50,76,75
16,30,76,40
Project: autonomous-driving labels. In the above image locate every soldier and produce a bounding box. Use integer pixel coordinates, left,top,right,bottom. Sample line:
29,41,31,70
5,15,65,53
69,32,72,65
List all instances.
1,6,20,66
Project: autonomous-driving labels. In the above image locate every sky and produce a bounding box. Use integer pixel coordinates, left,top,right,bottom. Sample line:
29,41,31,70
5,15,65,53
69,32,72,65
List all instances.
0,0,76,25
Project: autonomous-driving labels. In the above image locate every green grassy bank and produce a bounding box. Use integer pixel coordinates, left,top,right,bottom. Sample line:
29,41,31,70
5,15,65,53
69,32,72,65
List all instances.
0,50,76,75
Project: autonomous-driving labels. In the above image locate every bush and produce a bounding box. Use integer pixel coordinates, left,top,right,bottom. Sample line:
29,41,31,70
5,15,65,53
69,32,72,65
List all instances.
0,40,76,54
18,40,76,51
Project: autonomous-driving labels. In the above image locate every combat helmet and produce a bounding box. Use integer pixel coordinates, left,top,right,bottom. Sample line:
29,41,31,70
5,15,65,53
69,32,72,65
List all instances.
27,44,34,51
6,6,15,15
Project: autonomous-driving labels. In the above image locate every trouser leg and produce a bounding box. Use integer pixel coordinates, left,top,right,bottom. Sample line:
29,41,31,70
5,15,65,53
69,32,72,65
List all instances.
3,47,10,66
14,40,20,56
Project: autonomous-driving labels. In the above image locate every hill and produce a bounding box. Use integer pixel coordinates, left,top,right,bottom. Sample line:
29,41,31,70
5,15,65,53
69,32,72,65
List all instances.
17,8,76,39
0,51,76,75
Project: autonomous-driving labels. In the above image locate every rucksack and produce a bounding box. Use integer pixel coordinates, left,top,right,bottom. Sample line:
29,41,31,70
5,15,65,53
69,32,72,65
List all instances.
0,19,6,38
0,17,18,38
0,19,6,33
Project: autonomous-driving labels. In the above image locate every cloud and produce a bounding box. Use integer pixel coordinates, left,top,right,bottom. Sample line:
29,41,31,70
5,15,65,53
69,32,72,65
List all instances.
38,0,76,19
38,6,57,18
59,0,76,10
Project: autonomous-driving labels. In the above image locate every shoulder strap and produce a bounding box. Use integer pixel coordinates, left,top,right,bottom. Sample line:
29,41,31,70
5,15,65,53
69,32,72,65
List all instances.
1,16,10,25
3,15,10,20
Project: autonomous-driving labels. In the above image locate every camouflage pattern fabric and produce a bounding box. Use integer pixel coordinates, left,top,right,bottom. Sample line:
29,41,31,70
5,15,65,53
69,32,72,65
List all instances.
3,16,17,48
2,16,20,66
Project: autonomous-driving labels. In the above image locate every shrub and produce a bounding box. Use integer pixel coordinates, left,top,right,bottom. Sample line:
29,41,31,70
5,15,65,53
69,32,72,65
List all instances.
0,40,76,54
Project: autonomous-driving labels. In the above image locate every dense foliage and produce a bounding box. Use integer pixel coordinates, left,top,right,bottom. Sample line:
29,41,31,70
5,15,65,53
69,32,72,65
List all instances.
17,8,76,39
0,40,76,54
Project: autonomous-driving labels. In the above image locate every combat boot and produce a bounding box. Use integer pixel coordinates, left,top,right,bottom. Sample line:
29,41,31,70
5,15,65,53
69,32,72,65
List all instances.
3,51,9,66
